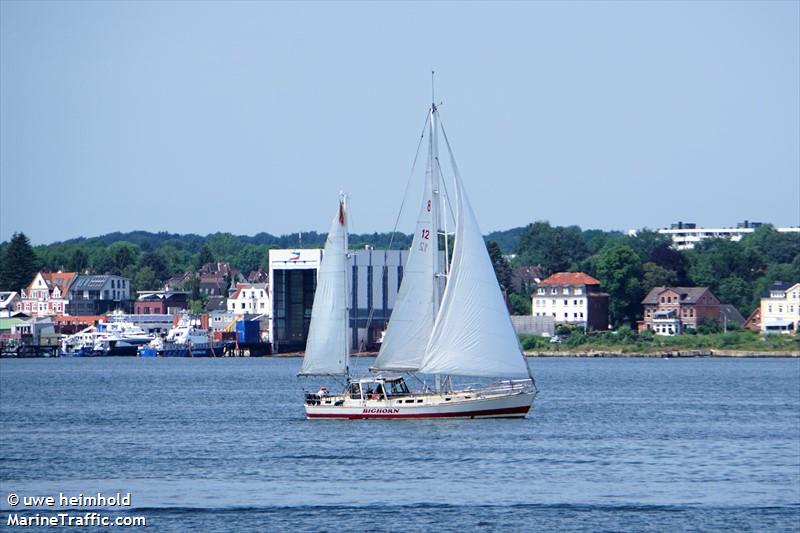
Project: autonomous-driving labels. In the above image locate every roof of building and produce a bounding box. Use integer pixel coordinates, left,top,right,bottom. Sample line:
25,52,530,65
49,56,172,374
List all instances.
70,274,127,291
641,286,711,305
0,317,26,331
229,283,268,299
39,272,77,294
762,280,796,297
743,307,761,330
538,272,600,286
247,270,269,283
0,292,18,307
206,296,227,311
719,304,745,325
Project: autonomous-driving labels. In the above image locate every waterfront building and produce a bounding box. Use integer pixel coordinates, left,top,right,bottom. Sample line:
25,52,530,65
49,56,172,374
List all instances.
228,283,270,316
531,272,609,331
635,221,800,250
18,271,77,317
760,281,800,334
640,286,723,335
133,291,190,315
68,274,132,315
0,292,20,317
268,248,409,353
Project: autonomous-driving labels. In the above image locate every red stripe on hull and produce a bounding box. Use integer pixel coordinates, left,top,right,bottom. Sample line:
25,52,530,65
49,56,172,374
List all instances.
306,405,530,419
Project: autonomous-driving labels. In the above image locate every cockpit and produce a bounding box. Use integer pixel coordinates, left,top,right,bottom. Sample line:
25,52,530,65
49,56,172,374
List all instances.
347,377,410,400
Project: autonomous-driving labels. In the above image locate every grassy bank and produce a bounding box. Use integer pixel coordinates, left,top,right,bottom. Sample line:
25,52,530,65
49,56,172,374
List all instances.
519,329,799,355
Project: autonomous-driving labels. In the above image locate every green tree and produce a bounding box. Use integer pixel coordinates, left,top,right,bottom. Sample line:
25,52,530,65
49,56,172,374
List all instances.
595,244,644,326
487,241,511,289
717,275,753,315
138,251,169,282
542,233,571,276
196,244,216,269
105,242,140,275
642,262,678,294
69,248,89,273
623,229,670,261
235,244,268,275
132,266,159,292
0,232,41,292
509,293,531,315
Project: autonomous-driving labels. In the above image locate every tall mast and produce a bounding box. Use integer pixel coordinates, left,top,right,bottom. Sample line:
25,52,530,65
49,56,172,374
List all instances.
430,72,443,314
341,192,350,379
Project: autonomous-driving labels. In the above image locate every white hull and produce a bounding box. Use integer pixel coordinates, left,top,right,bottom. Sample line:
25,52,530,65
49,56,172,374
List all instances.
305,389,535,419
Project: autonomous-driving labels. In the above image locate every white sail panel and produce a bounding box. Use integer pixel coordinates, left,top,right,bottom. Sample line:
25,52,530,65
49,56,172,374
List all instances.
372,176,436,372
300,201,349,375
420,177,531,379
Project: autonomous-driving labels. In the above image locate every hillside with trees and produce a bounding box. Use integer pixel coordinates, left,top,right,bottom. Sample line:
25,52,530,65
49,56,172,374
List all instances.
1,223,797,327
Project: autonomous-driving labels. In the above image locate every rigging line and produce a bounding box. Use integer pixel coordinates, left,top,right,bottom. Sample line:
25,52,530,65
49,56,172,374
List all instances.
385,111,431,256
434,156,457,231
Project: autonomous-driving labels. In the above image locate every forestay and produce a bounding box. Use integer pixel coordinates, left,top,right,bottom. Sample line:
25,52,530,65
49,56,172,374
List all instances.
419,171,531,379
299,199,349,376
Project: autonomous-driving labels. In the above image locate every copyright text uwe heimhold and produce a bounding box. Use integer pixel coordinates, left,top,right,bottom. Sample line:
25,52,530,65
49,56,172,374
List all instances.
4,491,147,527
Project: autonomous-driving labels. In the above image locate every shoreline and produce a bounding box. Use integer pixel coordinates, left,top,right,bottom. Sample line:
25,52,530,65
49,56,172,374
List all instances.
524,350,799,358
270,350,799,358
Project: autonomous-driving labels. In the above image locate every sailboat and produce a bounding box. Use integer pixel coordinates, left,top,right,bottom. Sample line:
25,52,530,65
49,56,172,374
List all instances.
300,97,537,419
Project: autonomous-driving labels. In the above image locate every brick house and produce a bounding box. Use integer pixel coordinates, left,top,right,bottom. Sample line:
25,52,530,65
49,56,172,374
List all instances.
639,286,721,335
133,291,190,315
531,272,609,331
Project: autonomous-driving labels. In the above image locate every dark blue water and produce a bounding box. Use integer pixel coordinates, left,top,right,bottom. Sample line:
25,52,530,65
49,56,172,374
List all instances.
1,357,798,531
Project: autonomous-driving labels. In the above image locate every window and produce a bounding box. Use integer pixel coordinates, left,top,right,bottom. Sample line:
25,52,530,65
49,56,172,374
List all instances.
573,300,578,306
537,288,545,295
563,299,568,305
563,313,568,318
551,288,558,295
580,312,584,318
241,303,245,309
563,288,570,295
574,313,578,318
660,296,665,303
768,305,773,313
575,288,583,295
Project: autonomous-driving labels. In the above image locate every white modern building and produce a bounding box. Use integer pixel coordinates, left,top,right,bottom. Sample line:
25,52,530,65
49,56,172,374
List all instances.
628,221,800,250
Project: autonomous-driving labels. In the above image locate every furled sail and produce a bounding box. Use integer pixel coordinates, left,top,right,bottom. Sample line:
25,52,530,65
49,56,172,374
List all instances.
372,175,436,372
299,198,349,376
419,175,531,379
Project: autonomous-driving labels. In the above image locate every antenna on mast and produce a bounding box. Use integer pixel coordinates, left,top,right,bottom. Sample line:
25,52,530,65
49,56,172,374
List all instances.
431,70,435,109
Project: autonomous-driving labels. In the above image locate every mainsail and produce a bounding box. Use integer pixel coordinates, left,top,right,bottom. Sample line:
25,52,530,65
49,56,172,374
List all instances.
299,197,349,376
419,141,531,379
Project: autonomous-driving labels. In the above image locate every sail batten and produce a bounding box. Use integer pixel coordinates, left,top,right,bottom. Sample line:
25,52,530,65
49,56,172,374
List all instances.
299,198,349,376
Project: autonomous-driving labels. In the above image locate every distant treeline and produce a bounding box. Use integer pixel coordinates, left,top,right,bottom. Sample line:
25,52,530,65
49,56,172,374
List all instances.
1,223,798,326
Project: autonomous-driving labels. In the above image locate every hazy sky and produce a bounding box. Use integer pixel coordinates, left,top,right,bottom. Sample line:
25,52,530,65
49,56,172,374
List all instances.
1,1,798,245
